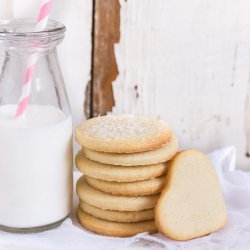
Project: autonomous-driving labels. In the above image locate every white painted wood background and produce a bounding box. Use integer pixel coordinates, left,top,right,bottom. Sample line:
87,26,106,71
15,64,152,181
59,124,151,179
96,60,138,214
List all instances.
113,0,250,170
1,0,250,170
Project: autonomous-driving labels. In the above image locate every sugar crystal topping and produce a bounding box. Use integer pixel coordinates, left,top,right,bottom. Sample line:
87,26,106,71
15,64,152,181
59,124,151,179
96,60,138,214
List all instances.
85,114,166,140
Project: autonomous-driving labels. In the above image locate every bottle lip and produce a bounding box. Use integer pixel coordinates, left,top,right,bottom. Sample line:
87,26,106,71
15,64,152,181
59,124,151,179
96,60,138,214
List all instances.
0,18,66,41
0,18,66,54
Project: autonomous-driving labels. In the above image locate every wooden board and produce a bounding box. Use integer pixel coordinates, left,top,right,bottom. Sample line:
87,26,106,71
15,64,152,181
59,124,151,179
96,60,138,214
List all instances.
110,0,250,170
12,0,250,169
91,0,120,117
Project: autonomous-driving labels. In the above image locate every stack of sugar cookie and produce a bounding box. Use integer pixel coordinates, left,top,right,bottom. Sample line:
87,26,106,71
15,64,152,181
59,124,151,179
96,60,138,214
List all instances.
75,114,178,237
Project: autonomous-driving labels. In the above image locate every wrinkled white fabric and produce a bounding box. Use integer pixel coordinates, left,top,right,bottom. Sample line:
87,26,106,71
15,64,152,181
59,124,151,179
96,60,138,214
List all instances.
0,146,250,250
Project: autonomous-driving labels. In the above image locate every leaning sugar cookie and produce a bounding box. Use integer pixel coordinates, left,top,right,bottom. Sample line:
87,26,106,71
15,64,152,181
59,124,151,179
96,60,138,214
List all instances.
155,150,227,241
84,134,178,166
85,175,166,196
77,208,158,237
76,176,159,211
76,151,168,182
80,201,154,222
75,114,172,153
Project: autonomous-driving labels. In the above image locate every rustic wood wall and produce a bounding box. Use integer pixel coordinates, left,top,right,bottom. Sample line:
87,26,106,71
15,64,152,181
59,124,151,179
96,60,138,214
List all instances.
3,0,250,170
92,0,250,170
90,0,120,117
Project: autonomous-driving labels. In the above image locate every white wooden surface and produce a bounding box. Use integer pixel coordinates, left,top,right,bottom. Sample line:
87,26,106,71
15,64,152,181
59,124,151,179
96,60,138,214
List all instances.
113,0,250,170
2,0,249,170
0,0,92,155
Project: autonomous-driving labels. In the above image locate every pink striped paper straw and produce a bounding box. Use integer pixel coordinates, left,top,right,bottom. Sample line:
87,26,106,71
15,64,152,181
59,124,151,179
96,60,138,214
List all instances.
15,0,52,117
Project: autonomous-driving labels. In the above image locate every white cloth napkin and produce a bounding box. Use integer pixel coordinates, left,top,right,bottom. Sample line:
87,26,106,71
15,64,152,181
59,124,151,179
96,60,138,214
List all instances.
0,146,250,250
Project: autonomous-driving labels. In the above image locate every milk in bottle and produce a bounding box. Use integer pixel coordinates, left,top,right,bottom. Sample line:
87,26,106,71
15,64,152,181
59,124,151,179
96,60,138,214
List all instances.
0,19,73,232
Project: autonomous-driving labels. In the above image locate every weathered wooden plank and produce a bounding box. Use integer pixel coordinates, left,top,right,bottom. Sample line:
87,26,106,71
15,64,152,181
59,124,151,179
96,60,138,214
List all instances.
112,0,250,170
91,0,120,117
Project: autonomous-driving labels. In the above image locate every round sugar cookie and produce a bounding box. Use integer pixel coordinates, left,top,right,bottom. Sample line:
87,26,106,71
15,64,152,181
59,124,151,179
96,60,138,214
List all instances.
75,114,172,153
76,176,159,211
77,208,158,237
85,175,166,196
79,201,154,222
76,151,168,182
84,134,178,166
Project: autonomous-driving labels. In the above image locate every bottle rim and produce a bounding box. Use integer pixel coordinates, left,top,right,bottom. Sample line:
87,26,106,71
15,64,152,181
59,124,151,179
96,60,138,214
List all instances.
0,18,65,46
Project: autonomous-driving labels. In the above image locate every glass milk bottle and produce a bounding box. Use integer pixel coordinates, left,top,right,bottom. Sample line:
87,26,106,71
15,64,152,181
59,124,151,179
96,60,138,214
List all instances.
0,19,73,232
